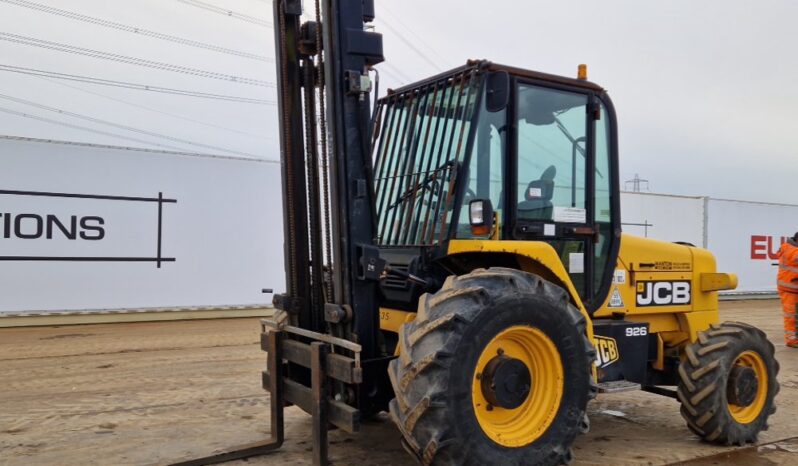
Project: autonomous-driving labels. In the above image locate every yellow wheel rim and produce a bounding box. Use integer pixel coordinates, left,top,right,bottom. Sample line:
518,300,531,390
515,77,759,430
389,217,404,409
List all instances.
727,350,768,424
472,325,564,447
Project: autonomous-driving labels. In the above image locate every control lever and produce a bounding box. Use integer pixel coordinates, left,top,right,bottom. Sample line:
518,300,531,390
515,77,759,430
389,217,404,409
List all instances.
381,265,428,288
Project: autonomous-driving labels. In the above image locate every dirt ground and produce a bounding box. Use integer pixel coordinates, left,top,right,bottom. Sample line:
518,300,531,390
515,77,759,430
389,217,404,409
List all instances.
1,300,796,466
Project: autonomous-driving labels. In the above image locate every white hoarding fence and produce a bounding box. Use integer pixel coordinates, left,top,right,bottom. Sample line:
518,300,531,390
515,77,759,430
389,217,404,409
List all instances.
706,198,798,294
620,192,705,246
3,135,794,316
621,191,798,295
0,136,284,315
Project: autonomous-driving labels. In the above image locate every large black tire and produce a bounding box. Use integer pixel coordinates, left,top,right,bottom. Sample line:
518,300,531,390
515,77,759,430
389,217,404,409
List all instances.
388,268,597,466
677,321,779,445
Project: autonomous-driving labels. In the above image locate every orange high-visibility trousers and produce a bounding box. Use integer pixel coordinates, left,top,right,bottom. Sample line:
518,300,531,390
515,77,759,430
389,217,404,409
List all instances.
779,291,798,346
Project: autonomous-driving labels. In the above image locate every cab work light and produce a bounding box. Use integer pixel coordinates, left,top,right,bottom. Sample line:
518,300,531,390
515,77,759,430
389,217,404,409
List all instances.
469,199,494,236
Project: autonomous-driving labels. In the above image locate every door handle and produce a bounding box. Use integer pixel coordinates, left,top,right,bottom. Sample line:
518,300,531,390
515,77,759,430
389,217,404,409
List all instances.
567,226,599,243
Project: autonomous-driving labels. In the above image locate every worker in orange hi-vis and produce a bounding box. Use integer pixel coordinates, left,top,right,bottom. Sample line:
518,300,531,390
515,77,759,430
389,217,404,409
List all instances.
777,232,798,348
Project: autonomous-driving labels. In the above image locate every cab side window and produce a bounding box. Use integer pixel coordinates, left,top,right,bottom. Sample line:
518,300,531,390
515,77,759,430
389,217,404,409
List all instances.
592,103,613,301
515,85,588,223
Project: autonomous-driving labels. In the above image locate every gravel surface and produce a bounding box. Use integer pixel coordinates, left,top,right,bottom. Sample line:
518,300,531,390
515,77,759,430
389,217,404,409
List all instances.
1,300,796,465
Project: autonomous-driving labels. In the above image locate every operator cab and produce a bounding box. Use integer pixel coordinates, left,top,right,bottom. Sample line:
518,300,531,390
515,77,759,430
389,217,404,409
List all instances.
372,61,620,313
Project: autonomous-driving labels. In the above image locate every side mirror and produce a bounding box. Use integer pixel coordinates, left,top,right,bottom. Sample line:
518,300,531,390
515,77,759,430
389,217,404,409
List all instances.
486,71,510,113
469,199,494,236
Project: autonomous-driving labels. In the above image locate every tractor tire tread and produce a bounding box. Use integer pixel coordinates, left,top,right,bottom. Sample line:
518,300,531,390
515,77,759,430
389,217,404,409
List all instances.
677,322,779,446
388,268,593,465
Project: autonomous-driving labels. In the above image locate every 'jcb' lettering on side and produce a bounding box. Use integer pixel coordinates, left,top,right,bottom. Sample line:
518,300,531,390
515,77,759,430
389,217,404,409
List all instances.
594,336,619,368
636,281,691,307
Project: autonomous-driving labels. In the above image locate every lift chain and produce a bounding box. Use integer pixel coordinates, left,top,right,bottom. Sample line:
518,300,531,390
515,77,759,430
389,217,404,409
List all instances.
314,0,334,303
277,0,298,297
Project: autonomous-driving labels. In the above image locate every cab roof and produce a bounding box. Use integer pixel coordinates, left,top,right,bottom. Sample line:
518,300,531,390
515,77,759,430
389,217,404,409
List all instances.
386,59,604,97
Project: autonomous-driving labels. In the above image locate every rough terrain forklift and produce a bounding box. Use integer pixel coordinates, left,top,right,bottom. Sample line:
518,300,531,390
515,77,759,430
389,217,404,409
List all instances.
175,1,779,465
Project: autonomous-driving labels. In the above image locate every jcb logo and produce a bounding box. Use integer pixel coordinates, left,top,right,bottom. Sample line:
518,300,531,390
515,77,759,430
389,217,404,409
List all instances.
636,281,691,307
594,336,619,368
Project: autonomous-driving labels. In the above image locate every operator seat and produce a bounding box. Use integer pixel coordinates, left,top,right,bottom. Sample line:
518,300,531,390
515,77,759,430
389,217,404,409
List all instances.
517,165,556,220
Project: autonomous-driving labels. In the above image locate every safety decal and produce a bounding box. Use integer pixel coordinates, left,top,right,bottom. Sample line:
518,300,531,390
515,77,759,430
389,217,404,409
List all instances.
608,288,624,308
552,206,586,224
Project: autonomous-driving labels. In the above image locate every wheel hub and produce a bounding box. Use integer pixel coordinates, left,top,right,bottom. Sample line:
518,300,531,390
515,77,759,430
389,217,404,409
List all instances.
481,355,532,409
472,325,565,447
727,365,759,407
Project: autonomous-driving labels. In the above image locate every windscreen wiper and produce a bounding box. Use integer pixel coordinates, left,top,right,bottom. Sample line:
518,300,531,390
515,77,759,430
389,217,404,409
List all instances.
386,160,454,211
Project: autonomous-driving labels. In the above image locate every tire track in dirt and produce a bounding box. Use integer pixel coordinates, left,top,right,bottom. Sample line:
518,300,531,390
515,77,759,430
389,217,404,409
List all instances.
1,304,795,466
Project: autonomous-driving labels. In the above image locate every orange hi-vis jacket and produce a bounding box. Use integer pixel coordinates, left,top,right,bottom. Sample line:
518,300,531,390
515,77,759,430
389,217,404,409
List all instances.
777,239,798,293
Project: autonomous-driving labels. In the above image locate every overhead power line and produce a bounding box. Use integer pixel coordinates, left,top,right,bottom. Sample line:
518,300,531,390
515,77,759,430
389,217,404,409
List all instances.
0,93,263,158
0,64,274,104
375,21,443,73
379,61,414,85
39,76,271,140
0,32,274,87
0,0,273,62
177,0,271,27
0,134,277,163
0,106,197,152
378,4,453,69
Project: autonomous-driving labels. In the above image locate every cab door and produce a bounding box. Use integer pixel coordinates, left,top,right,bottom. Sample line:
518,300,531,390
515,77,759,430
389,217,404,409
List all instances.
510,81,616,310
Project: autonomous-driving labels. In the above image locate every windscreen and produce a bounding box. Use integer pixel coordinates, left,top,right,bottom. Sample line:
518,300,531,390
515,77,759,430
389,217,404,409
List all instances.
372,68,482,246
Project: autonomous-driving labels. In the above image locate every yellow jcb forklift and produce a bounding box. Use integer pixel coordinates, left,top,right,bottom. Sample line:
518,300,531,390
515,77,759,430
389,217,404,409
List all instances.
175,1,779,465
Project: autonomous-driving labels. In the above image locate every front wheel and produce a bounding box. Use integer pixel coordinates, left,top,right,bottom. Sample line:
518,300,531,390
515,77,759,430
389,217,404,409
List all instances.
677,321,779,445
388,268,597,466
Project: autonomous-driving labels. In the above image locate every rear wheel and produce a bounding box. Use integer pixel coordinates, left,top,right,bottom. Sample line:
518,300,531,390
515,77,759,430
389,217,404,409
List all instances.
677,322,779,445
388,268,597,466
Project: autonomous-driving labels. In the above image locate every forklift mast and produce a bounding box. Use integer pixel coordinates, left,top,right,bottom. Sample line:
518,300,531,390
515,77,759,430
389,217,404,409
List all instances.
272,0,385,406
